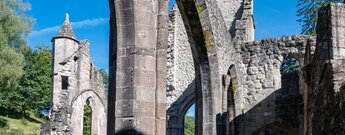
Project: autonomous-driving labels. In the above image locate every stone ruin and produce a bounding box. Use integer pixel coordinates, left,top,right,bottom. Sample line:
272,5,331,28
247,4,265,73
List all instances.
48,14,107,135
45,0,345,135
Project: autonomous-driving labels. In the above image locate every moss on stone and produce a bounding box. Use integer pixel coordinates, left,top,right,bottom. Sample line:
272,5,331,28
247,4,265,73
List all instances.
203,29,212,52
195,0,207,13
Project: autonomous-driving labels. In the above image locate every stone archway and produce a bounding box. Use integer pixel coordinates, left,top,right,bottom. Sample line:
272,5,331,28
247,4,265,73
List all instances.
70,90,107,135
167,83,195,135
175,0,234,134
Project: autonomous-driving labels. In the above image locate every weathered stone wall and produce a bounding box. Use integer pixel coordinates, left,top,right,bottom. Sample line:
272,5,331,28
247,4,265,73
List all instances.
234,0,255,44
165,0,248,134
49,15,107,135
46,1,345,135
215,0,243,38
166,0,238,133
234,35,314,135
166,6,196,135
166,6,195,108
305,3,345,134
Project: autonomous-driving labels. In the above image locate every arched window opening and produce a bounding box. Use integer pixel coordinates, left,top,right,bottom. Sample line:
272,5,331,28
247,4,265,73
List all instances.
83,99,92,135
184,103,195,135
89,63,93,80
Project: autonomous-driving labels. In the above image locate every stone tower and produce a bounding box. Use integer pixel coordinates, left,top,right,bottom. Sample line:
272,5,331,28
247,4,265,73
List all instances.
49,14,107,135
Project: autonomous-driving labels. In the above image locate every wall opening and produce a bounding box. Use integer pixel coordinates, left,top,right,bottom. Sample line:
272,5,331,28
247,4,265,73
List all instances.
89,63,93,79
83,99,92,135
184,103,195,135
272,56,302,134
61,76,69,90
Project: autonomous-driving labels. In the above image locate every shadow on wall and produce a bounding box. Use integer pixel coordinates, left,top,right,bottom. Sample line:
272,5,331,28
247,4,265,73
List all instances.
167,71,303,134
115,129,144,135
231,71,303,135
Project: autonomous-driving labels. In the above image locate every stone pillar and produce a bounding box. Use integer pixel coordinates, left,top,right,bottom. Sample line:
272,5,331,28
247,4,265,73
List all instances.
108,0,165,134
156,0,169,135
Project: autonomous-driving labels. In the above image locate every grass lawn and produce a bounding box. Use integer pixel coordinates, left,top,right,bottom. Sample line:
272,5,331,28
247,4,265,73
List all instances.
0,112,47,135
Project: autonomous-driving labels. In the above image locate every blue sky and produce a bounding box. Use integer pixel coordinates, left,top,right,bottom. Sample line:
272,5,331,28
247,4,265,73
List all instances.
27,0,301,117
27,0,110,70
27,0,301,71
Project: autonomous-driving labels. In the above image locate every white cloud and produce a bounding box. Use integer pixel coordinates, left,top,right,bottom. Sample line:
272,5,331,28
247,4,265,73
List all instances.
29,18,109,36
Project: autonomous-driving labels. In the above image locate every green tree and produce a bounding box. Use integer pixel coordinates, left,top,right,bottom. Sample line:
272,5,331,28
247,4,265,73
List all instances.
0,46,51,116
83,101,92,135
297,0,343,35
0,0,33,92
184,116,195,135
280,57,300,74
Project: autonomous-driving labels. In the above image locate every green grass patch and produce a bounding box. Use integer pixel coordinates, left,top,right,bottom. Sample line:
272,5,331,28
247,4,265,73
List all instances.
0,112,47,135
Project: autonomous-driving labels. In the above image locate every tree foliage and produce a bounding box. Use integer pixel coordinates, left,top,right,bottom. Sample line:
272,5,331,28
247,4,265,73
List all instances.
280,57,300,74
83,101,92,135
0,0,33,92
184,116,195,135
0,46,51,116
297,0,343,35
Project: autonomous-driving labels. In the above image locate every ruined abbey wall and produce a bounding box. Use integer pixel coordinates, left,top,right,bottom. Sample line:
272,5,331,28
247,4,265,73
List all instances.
166,6,195,108
305,3,345,134
46,1,345,135
49,15,107,135
234,35,314,134
165,1,320,134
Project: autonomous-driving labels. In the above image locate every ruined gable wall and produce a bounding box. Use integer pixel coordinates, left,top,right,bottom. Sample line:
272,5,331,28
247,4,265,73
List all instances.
234,0,254,44
215,0,244,38
235,35,314,134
